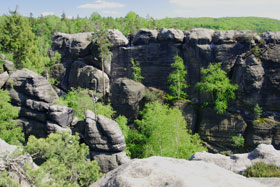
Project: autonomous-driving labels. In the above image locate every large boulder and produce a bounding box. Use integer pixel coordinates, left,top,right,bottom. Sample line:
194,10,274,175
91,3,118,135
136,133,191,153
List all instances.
3,60,15,74
0,71,9,88
111,78,146,122
83,110,126,152
262,31,280,44
48,105,74,128
158,28,185,43
132,29,158,45
108,29,128,47
68,61,110,93
199,108,247,148
91,151,129,173
51,32,92,58
80,110,128,172
190,144,280,174
186,28,215,44
213,30,237,44
5,69,58,104
91,156,265,187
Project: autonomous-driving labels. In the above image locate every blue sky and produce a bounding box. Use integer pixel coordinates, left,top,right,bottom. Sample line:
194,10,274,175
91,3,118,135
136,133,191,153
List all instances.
1,0,280,19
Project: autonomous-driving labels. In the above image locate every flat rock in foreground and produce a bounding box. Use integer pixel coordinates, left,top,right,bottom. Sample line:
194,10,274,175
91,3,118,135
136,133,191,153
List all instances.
91,156,265,187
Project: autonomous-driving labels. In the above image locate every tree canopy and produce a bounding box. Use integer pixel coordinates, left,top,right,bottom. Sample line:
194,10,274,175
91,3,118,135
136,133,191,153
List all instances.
195,63,238,114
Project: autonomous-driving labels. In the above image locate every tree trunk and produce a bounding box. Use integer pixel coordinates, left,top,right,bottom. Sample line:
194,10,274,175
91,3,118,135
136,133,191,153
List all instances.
101,58,106,97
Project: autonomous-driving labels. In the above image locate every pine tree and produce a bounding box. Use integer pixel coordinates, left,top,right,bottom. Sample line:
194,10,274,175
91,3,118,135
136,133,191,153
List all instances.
0,10,44,73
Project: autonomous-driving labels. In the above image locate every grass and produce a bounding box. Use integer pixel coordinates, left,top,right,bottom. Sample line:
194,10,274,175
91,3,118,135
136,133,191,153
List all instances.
243,162,280,177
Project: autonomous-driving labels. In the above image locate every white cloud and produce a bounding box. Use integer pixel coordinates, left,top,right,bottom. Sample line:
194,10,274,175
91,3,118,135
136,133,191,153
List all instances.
41,12,54,17
78,0,125,9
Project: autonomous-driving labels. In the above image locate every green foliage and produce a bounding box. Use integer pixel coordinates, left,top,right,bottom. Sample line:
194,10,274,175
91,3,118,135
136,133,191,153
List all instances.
58,88,114,120
24,132,102,186
242,162,280,177
232,136,244,148
253,104,262,120
0,171,19,187
195,63,238,114
168,56,188,100
130,58,144,82
0,89,24,145
129,101,206,159
115,115,131,156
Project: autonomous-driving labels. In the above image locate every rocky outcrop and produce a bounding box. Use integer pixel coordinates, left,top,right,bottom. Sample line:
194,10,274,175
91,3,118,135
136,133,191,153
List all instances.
158,28,185,43
198,108,247,148
4,68,73,139
68,61,110,93
0,139,37,187
111,78,146,122
52,28,280,152
246,119,280,148
0,71,9,88
108,29,129,47
190,144,280,174
76,110,128,172
51,32,92,59
132,29,158,45
91,156,265,187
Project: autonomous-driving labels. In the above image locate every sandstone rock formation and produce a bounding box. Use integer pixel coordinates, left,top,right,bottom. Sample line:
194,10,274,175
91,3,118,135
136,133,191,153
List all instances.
3,68,73,139
111,78,146,122
91,156,265,187
76,110,129,173
190,144,280,174
0,71,9,88
51,29,280,151
0,139,37,187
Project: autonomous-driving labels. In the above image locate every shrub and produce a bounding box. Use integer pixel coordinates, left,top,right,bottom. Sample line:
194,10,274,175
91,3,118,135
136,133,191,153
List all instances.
232,136,244,148
195,63,238,114
243,162,280,177
0,171,19,187
57,88,114,120
253,104,262,120
0,89,24,145
130,58,143,82
24,132,102,186
129,101,206,159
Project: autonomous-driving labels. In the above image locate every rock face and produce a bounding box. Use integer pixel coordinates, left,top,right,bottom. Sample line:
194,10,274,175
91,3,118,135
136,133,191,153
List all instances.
51,30,128,92
132,29,158,45
190,144,280,174
0,71,9,88
91,156,265,187
68,61,110,93
111,78,146,122
198,108,247,148
4,69,73,139
246,119,280,148
0,139,37,187
78,110,128,172
52,29,280,151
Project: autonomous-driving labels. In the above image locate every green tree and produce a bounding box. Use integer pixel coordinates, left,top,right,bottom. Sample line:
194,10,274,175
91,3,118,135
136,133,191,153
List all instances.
0,89,24,145
0,11,44,73
168,56,188,99
57,88,115,120
195,63,238,114
129,101,206,159
90,21,112,96
130,58,143,82
24,132,102,186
